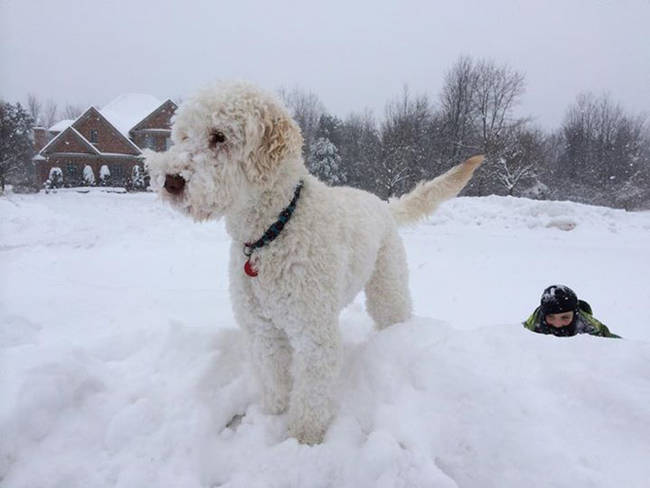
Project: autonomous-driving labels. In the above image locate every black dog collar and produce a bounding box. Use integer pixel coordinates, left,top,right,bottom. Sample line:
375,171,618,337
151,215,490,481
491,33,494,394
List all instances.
243,180,304,276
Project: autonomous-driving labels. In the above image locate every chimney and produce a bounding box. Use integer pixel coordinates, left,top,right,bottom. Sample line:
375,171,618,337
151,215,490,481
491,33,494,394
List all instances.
32,127,49,153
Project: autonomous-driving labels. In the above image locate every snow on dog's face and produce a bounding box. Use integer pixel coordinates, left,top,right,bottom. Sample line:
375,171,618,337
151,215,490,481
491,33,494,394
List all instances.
145,82,303,221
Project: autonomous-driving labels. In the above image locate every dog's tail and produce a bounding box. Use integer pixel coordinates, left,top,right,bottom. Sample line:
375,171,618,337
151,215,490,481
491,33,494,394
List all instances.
388,155,484,226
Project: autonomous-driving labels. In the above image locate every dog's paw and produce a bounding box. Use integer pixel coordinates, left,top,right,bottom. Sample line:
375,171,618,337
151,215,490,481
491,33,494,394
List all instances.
287,420,326,445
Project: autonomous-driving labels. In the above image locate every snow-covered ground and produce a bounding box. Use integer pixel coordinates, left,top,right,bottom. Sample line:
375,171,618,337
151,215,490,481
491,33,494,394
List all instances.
1,190,649,488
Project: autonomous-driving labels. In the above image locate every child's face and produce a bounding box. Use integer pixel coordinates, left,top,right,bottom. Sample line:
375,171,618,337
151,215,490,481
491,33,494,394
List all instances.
545,311,574,328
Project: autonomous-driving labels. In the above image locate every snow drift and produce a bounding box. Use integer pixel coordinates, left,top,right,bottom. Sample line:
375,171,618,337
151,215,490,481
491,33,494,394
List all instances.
1,191,649,487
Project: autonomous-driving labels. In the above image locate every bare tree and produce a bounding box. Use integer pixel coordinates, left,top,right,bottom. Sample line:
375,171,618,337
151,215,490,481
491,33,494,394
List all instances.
472,60,526,155
42,100,58,128
558,92,649,207
339,110,382,192
375,161,411,199
277,87,324,160
63,103,83,120
438,55,480,161
493,127,547,196
436,56,528,195
27,94,43,126
379,86,435,197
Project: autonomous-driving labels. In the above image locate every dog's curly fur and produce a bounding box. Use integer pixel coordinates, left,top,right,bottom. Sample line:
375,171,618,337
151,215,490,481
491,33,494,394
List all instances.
146,81,482,444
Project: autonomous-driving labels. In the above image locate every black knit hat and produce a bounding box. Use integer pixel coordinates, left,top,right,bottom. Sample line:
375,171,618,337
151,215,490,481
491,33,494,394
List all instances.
540,285,578,315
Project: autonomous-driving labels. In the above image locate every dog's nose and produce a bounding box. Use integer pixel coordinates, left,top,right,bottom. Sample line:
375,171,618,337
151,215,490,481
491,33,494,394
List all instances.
164,174,186,195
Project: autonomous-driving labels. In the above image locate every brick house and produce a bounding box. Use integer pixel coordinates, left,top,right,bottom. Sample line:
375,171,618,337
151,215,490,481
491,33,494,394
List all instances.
32,94,177,188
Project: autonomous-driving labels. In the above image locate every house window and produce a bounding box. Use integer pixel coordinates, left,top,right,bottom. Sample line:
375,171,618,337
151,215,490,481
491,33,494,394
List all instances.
145,134,157,150
165,137,172,150
65,162,79,179
90,129,98,143
110,164,125,178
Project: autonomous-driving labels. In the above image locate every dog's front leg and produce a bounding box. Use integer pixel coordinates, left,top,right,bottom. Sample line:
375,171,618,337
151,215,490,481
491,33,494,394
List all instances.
247,323,292,414
230,264,293,415
285,317,342,445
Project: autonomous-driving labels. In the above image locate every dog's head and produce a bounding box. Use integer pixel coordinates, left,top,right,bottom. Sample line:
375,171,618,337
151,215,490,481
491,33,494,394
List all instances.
146,81,304,221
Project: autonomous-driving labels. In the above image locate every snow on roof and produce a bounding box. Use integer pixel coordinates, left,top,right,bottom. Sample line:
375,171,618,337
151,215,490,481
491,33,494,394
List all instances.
83,106,143,155
49,119,74,132
101,94,163,136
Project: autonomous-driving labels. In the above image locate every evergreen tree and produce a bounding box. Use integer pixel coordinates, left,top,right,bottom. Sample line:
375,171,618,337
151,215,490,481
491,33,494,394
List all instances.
0,101,34,192
308,137,345,185
315,113,344,150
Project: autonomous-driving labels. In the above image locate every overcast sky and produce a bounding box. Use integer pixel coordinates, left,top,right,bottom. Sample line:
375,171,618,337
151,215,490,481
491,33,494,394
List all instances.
1,0,648,129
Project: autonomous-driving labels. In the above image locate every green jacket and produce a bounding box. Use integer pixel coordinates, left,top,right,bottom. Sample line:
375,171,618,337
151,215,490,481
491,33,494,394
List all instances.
523,300,620,338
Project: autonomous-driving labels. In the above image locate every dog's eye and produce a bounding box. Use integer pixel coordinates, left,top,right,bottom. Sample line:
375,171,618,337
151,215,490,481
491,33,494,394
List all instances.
209,130,226,147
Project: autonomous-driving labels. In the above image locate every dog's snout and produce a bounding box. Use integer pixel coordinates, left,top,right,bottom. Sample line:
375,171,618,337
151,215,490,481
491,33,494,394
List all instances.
164,174,186,195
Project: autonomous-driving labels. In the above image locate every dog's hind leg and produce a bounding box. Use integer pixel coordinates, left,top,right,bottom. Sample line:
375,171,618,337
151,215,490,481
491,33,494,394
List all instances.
365,229,412,329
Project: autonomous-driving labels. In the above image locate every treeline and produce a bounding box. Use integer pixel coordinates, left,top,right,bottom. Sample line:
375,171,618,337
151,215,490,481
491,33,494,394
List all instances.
26,94,84,128
2,55,649,208
280,56,650,209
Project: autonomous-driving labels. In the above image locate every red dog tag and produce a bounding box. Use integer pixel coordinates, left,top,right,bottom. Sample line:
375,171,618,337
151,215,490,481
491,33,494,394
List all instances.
244,258,258,277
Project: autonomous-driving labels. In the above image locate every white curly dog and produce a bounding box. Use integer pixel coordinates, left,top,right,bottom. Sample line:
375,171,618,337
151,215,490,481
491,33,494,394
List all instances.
146,81,482,444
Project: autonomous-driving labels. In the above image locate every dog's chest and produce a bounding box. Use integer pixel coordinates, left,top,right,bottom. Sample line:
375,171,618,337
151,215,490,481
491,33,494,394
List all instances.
239,250,304,317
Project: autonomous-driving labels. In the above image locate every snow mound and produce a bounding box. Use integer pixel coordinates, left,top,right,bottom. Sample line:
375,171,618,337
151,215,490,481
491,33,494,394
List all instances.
1,315,649,487
1,191,649,487
427,195,650,235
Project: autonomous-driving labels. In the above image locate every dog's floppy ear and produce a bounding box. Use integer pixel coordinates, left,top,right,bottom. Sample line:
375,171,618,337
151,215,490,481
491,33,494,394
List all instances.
246,104,303,185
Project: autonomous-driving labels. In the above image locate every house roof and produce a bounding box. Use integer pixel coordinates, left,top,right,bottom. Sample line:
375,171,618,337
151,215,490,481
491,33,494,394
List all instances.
130,98,177,133
49,119,74,132
80,106,142,155
38,93,174,159
101,94,164,136
40,125,101,156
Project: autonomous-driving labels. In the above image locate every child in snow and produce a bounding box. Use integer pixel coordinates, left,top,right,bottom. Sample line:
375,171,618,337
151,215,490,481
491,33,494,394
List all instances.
523,285,620,338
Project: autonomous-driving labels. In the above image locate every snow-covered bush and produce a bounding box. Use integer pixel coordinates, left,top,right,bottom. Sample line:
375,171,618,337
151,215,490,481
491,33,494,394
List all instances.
44,167,63,192
521,181,550,200
130,165,146,191
83,165,96,186
99,165,111,187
